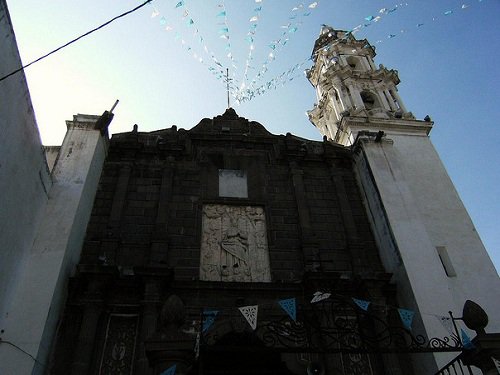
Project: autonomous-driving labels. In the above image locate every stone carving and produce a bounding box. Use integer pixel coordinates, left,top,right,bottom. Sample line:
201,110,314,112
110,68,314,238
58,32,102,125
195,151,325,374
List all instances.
99,315,138,375
200,205,271,282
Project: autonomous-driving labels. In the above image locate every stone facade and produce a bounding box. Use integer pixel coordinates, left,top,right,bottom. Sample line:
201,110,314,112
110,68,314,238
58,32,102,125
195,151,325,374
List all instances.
47,109,413,375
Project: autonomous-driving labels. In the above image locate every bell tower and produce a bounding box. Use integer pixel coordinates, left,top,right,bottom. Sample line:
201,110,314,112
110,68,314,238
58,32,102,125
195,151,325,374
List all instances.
307,25,415,145
307,25,500,375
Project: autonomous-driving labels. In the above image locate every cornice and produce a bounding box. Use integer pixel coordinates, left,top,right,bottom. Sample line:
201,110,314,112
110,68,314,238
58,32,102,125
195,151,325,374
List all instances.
341,116,434,136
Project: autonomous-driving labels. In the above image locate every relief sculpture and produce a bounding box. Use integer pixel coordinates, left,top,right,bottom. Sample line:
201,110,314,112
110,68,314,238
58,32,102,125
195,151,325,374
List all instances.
200,205,271,282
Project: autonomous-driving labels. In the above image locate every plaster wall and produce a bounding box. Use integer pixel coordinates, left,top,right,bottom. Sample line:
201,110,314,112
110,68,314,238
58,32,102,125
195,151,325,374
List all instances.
354,132,500,373
0,116,108,375
0,0,51,323
386,134,500,327
44,146,61,172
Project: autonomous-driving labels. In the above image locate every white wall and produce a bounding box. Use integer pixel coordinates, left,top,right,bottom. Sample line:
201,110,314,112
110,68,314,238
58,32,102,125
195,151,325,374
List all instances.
352,125,500,374
0,115,109,375
0,0,51,327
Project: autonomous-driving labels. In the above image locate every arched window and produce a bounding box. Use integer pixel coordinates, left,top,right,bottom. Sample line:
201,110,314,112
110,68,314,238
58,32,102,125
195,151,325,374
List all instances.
346,56,360,70
360,91,380,110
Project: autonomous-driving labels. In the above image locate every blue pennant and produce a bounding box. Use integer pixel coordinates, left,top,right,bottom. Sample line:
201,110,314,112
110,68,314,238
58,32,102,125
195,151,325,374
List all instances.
278,298,297,321
160,364,176,375
398,308,415,330
203,310,219,333
461,329,475,349
175,1,184,9
352,298,371,311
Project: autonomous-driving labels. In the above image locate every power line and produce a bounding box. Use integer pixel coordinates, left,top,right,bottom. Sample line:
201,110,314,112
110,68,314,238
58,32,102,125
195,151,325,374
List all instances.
0,339,46,368
0,0,153,83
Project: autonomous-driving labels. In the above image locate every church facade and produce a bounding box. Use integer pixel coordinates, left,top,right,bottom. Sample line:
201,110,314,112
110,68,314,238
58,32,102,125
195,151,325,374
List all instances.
1,2,499,371
48,108,414,375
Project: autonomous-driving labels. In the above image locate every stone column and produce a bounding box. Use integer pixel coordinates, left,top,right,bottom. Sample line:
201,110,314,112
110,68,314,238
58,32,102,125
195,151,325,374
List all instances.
70,279,105,375
289,161,320,271
134,280,161,375
145,295,196,375
390,89,407,112
101,163,132,264
110,164,132,227
337,84,353,110
70,303,102,375
149,162,174,266
70,265,118,375
347,84,364,110
384,90,398,111
377,89,392,111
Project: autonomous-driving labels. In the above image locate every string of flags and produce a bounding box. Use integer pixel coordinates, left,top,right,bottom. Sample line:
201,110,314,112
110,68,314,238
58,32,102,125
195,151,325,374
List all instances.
169,289,500,375
215,1,238,79
241,0,265,87
148,1,240,94
145,0,491,104
360,0,488,44
200,290,478,346
242,1,321,94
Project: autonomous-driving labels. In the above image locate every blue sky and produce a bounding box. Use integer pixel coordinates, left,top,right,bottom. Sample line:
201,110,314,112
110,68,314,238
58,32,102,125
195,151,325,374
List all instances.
6,0,500,272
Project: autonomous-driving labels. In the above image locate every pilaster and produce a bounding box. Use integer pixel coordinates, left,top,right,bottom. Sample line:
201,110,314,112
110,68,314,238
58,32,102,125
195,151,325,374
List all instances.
0,114,111,375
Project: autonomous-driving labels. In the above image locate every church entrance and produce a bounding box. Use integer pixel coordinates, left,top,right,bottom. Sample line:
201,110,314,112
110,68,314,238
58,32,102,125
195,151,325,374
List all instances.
199,332,295,375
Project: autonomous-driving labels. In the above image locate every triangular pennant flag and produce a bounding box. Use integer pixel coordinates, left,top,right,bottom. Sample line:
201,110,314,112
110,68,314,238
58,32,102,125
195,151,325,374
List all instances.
311,291,331,303
160,364,176,375
278,298,296,321
491,357,500,373
398,308,415,330
352,298,371,311
175,1,184,9
202,310,218,333
216,11,226,17
239,305,258,330
435,315,454,334
461,329,474,349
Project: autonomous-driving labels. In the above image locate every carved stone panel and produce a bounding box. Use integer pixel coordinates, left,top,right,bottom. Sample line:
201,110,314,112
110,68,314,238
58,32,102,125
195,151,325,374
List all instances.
98,314,138,375
200,205,271,282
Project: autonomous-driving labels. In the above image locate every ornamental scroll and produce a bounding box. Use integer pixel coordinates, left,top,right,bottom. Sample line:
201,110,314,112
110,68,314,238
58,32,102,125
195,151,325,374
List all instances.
200,205,271,282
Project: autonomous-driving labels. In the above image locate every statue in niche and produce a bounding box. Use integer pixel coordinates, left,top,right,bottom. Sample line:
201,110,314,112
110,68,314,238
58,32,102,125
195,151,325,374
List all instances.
200,205,271,282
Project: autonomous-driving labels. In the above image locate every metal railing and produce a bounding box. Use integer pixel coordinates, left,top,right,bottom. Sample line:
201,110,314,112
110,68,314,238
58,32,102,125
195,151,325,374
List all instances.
435,355,474,375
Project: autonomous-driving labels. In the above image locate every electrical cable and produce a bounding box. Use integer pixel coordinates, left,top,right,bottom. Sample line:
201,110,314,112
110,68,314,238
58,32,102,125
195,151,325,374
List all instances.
0,0,153,83
0,339,46,368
